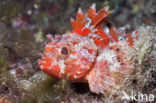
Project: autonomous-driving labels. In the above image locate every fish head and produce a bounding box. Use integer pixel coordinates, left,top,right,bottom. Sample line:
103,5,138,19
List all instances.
38,33,97,81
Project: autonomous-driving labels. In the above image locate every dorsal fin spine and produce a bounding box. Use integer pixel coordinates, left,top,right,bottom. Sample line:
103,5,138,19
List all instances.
71,4,135,47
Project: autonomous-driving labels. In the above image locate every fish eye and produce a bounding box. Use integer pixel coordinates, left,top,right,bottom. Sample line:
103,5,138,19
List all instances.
116,48,120,51
61,47,68,55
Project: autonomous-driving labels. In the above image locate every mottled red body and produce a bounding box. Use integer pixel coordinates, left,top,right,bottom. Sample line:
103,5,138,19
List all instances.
38,4,136,93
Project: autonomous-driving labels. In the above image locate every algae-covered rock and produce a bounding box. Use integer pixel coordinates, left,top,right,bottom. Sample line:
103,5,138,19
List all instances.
0,0,20,22
0,46,9,73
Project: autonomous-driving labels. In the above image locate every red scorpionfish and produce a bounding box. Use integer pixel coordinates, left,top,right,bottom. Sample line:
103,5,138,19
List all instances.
38,4,137,94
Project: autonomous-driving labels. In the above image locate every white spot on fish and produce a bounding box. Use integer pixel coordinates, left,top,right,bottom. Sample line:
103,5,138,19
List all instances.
59,59,65,74
80,49,90,58
77,71,81,74
40,65,43,70
74,75,77,78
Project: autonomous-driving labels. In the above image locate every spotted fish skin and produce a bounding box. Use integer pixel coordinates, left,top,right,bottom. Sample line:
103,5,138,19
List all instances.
39,34,97,81
38,3,136,94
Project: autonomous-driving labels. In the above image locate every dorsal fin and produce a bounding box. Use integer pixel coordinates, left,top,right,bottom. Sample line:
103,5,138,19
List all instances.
109,27,119,42
71,8,85,34
90,6,111,27
71,4,113,47
76,8,85,30
70,17,76,30
87,3,96,21
71,4,111,34
70,4,135,48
